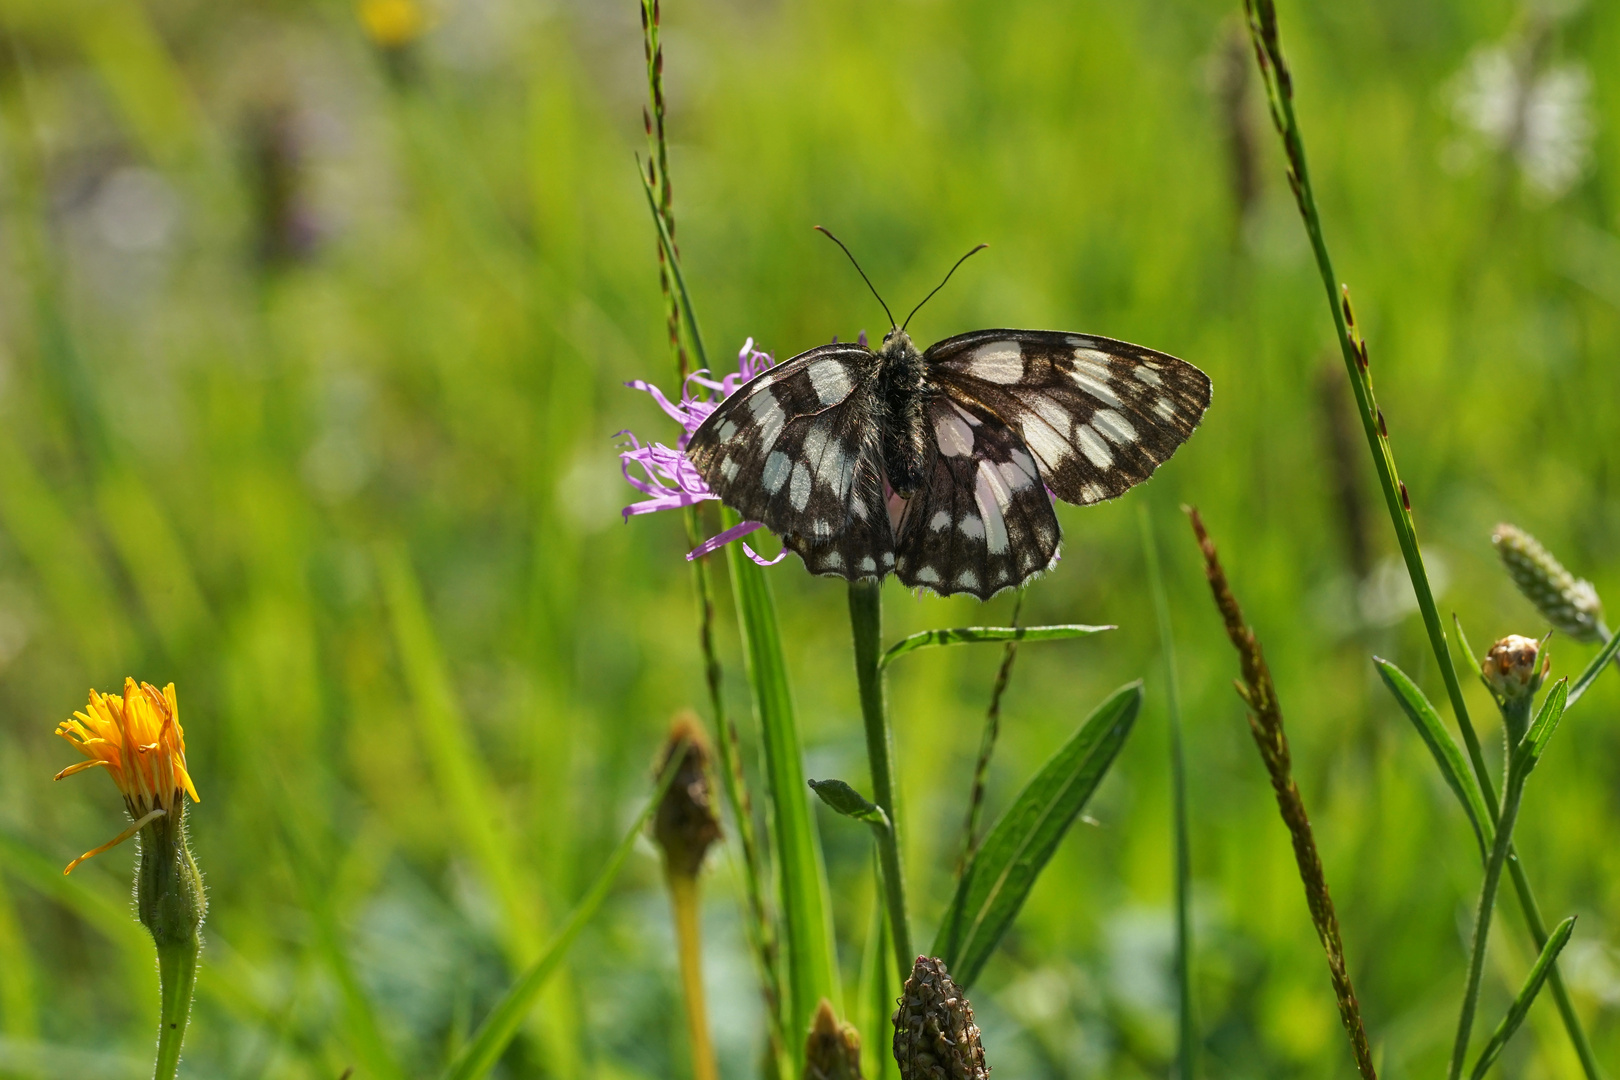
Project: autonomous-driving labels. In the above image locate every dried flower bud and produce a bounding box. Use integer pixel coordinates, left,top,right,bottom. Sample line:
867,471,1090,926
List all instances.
653,713,721,879
893,956,988,1080
1493,524,1607,643
1482,635,1545,706
804,999,864,1080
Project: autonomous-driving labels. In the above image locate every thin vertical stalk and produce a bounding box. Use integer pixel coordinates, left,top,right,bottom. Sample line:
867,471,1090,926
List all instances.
1450,770,1528,1080
956,592,1022,876
848,579,913,981
668,874,720,1080
1190,509,1377,1080
152,937,199,1080
1141,505,1196,1080
1240,4,1600,1073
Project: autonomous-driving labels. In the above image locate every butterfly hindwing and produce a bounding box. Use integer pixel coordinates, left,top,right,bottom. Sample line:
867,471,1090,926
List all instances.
925,329,1211,506
687,343,893,579
893,395,1060,599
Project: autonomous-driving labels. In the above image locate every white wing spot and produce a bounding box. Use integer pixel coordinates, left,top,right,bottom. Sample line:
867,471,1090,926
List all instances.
859,555,877,573
1091,409,1138,445
929,509,951,532
1076,425,1114,469
882,551,895,567
933,410,975,457
1154,398,1178,420
750,391,787,452
959,513,986,540
955,569,980,592
1080,482,1107,502
965,341,1024,384
717,419,738,442
790,462,812,510
1069,350,1124,407
1019,415,1073,473
820,550,844,570
1065,335,1095,348
1132,366,1163,387
974,459,1011,555
1031,396,1072,432
915,566,942,585
721,456,740,481
762,451,791,494
807,360,852,405
948,399,983,425
851,495,868,520
812,519,833,539
997,449,1038,491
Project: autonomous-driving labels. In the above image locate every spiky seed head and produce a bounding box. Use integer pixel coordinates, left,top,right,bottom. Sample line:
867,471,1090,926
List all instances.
1482,635,1546,706
652,712,722,879
804,999,864,1080
1493,523,1607,643
893,956,989,1080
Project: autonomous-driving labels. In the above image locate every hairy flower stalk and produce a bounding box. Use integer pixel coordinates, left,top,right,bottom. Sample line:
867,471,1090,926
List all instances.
653,716,724,1080
1492,524,1608,643
1188,509,1377,1080
804,999,864,1080
54,680,205,1080
892,957,988,1080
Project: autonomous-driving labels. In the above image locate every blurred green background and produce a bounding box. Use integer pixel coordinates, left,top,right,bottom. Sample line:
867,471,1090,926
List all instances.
0,0,1617,1076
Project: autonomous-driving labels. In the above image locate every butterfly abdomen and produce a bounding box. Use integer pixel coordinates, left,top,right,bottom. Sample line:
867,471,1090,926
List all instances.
875,331,932,497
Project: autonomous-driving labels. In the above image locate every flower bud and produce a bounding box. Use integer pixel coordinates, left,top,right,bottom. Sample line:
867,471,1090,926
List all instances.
652,713,722,880
137,803,207,949
804,999,864,1080
1482,635,1545,705
893,956,988,1080
1493,524,1607,644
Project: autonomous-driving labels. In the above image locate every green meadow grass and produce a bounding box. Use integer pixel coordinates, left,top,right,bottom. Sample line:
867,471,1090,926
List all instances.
0,0,1617,1076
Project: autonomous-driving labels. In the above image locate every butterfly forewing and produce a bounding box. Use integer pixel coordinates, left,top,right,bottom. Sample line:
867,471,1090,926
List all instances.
925,329,1211,506
687,343,894,578
893,396,1061,599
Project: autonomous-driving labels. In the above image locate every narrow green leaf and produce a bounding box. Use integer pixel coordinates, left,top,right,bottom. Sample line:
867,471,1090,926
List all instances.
441,749,685,1080
724,509,839,1060
809,779,889,828
1568,629,1620,708
1374,658,1493,860
879,624,1113,669
1468,916,1577,1080
1522,678,1569,764
933,682,1141,989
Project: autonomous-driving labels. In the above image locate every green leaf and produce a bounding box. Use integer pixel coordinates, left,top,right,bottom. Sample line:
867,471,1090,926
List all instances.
441,749,686,1080
879,624,1113,669
809,779,889,829
1568,629,1620,708
1469,916,1577,1080
724,509,839,1061
932,682,1141,990
1374,658,1493,861
1521,677,1569,766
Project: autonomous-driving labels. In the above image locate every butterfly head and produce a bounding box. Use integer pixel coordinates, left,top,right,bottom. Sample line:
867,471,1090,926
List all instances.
879,327,920,359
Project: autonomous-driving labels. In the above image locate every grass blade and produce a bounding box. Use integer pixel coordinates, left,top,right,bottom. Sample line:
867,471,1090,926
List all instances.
879,624,1113,669
1469,916,1578,1080
933,682,1141,990
1374,658,1493,860
1568,629,1620,708
724,509,839,1063
441,749,687,1080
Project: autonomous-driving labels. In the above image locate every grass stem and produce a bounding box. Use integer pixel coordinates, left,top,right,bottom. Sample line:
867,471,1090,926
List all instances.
1239,3,1600,1072
1450,768,1527,1080
668,874,720,1080
848,579,913,981
956,591,1022,876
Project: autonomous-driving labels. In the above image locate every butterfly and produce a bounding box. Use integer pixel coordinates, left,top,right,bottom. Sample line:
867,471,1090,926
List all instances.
685,236,1212,599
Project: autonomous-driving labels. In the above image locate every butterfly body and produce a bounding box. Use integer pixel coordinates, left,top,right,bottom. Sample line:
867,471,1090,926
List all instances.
686,327,1210,599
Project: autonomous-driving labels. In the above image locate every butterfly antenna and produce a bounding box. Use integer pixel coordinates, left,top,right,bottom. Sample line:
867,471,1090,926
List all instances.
815,226,896,330
902,243,989,332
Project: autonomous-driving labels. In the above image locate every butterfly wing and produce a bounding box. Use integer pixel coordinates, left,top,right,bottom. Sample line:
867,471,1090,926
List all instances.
924,329,1211,505
893,395,1060,599
687,343,895,579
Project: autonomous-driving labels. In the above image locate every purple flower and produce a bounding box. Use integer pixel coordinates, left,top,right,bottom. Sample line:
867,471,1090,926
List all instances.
619,339,786,566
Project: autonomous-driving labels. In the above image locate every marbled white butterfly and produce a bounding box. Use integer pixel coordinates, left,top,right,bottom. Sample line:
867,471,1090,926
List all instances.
686,234,1211,599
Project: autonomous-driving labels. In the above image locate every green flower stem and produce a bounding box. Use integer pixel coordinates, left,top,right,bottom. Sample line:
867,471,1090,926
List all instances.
1451,762,1529,1080
1242,3,1600,1073
848,579,913,980
153,935,200,1080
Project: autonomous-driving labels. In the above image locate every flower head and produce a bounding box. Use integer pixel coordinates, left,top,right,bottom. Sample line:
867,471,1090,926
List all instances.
805,999,864,1080
652,713,722,880
1482,634,1547,707
619,339,785,566
54,679,199,874
893,956,988,1080
1492,523,1607,643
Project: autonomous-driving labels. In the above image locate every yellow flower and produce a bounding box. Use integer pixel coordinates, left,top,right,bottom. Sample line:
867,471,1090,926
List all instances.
358,0,427,49
54,679,200,874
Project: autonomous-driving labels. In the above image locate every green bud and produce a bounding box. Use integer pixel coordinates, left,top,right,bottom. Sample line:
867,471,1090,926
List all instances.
136,802,206,949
